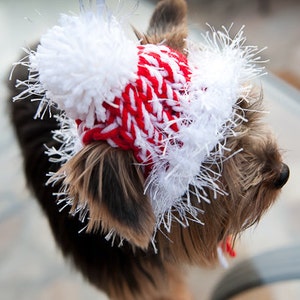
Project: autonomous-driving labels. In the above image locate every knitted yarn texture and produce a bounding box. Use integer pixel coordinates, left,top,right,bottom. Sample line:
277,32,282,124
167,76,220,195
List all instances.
14,6,265,237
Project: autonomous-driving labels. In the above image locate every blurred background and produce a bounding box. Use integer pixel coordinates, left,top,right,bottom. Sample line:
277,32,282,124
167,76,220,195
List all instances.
0,0,299,299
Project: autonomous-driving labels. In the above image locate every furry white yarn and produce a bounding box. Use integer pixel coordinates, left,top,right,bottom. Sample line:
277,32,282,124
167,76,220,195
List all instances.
146,26,266,232
29,11,138,128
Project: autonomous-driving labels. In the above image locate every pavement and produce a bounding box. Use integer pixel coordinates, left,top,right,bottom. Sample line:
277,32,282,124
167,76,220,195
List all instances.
0,1,300,299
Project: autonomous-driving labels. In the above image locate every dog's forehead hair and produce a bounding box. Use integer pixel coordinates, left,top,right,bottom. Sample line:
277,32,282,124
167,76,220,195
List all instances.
135,0,188,52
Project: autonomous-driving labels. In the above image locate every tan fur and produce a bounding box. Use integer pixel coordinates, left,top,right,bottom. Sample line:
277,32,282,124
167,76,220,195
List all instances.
107,262,193,300
134,0,188,52
57,143,155,249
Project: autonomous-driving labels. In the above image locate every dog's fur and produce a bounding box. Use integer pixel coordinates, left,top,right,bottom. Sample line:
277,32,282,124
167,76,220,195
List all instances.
8,0,289,299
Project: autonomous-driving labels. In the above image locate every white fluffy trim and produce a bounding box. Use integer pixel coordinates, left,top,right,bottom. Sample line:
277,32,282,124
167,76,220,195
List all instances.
146,26,266,232
29,10,138,127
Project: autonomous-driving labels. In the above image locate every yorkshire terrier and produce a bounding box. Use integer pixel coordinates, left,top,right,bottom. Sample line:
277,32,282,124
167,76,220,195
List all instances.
8,0,289,299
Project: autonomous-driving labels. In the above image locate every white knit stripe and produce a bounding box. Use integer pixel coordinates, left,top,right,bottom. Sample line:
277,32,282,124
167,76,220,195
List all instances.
142,53,160,67
100,122,118,134
128,86,137,111
126,112,132,134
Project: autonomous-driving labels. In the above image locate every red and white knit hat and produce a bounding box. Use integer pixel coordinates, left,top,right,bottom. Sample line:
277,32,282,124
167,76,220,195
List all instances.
16,4,265,234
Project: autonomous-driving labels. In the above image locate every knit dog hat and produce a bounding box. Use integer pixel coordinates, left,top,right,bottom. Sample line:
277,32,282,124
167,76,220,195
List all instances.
15,2,265,237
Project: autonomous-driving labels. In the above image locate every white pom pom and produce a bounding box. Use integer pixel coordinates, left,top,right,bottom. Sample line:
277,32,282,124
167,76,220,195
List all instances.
30,11,138,127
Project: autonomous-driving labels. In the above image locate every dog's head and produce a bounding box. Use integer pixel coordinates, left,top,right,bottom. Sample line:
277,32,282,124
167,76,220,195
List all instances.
17,0,289,265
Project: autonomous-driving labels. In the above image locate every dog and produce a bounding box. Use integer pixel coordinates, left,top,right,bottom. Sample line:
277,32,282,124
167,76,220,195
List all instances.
8,0,289,299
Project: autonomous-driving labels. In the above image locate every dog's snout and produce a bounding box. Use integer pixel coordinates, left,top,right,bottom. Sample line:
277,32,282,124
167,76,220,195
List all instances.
274,163,289,189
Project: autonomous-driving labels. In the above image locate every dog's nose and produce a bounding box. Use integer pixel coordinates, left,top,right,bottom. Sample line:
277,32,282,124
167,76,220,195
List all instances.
274,163,289,189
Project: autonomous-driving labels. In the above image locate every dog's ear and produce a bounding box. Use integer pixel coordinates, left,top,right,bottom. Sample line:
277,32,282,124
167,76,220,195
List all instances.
56,142,155,249
134,0,188,52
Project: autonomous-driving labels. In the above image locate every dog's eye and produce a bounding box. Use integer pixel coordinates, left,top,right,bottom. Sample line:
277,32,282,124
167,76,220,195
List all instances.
274,163,289,189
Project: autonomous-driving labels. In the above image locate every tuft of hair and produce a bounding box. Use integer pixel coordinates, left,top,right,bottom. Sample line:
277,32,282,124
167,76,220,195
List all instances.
55,142,155,249
134,0,188,52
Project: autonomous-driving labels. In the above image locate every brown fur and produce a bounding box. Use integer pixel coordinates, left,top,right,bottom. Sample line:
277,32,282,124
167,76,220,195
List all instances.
134,0,188,52
8,0,289,299
57,142,155,249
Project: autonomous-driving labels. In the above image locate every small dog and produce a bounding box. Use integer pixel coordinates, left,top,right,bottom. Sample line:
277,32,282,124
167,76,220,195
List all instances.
8,0,289,299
